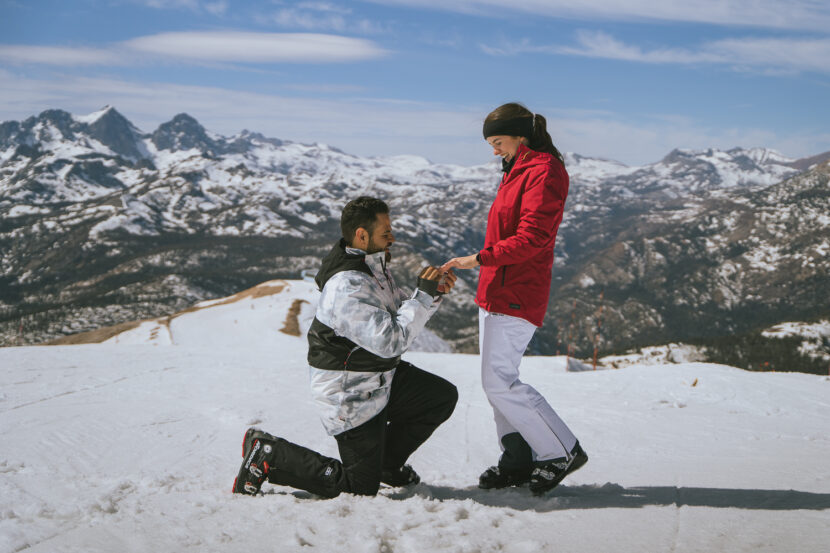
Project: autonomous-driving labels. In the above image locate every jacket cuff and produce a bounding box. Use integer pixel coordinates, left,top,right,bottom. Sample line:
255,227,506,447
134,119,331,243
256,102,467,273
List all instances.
412,288,435,308
477,248,495,266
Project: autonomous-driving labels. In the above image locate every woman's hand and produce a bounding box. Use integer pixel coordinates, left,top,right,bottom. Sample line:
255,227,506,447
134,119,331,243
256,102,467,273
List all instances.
440,254,479,273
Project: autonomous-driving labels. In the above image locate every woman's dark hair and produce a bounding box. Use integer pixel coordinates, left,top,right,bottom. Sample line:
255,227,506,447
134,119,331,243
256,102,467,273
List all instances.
485,102,564,165
341,196,389,245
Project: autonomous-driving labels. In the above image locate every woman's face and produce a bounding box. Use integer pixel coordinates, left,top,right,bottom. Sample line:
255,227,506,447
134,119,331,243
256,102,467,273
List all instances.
486,135,525,162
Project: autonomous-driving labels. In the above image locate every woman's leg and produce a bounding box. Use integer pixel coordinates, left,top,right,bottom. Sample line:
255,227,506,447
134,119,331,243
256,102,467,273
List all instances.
479,308,578,462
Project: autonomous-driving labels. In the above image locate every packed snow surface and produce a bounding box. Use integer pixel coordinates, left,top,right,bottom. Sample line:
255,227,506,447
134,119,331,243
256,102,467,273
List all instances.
1,282,829,552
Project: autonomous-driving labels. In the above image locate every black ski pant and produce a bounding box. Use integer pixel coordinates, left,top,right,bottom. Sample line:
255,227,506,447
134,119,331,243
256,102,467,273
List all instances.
265,360,457,498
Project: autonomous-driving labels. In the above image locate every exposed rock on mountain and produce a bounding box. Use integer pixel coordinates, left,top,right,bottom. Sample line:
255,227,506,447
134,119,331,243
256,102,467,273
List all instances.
1,107,828,372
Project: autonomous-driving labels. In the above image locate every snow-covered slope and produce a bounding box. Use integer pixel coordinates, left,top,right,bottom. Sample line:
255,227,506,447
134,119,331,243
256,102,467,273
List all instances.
0,338,828,552
52,278,451,353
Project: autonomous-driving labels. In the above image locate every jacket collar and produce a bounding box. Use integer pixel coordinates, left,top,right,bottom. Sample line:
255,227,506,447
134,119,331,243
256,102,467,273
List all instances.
512,143,542,167
314,239,374,291
345,245,388,281
501,143,553,178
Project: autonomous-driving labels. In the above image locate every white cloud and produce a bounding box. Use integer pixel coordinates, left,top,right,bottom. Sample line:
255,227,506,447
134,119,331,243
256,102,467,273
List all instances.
708,36,830,74
133,0,215,12
124,31,387,63
296,2,352,14
2,70,828,166
482,31,830,75
368,0,830,31
557,31,723,64
267,8,350,32
0,32,387,67
260,3,387,34
204,1,228,16
0,45,121,66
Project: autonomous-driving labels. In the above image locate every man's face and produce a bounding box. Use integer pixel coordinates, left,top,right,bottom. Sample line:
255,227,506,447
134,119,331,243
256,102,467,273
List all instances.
366,213,395,255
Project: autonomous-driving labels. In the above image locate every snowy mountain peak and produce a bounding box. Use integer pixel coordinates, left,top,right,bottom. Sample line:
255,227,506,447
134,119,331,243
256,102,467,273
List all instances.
73,105,117,125
238,129,285,148
662,146,794,168
150,112,215,154
564,152,634,187
84,106,146,161
729,146,793,165
565,152,628,167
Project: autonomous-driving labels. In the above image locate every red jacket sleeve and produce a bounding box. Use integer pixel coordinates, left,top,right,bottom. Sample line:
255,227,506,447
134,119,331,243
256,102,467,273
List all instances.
478,164,566,267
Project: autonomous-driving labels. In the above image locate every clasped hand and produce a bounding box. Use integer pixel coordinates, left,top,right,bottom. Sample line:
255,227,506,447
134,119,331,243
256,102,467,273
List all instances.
417,266,457,296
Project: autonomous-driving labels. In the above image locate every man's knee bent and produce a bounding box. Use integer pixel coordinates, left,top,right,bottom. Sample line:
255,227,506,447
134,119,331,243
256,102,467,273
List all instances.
439,381,459,421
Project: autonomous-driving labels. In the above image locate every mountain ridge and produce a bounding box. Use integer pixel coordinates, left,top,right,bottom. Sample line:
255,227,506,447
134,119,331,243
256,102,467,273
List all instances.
2,107,828,372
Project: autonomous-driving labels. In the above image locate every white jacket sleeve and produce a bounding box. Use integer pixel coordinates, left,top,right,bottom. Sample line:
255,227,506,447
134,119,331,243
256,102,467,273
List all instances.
315,271,436,359
387,268,442,316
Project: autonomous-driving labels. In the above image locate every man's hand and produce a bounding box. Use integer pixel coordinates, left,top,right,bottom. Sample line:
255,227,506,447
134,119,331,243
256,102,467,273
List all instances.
417,266,442,297
437,269,457,294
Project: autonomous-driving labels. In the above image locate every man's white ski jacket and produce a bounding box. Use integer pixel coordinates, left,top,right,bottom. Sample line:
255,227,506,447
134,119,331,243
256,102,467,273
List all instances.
307,240,441,435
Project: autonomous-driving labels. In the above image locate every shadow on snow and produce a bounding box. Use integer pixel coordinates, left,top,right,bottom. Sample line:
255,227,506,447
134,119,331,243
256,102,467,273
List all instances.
267,483,830,511
384,482,830,512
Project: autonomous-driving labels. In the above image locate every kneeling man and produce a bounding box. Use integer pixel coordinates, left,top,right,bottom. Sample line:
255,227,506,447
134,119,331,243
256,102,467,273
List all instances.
233,196,458,497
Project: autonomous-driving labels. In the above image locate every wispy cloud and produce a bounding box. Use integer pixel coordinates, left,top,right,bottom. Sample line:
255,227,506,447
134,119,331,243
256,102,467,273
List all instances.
707,36,830,74
295,2,352,15
124,31,387,63
0,45,121,66
265,8,349,32
368,0,830,31
555,31,722,64
481,31,830,75
259,3,387,34
132,0,224,13
0,32,387,67
204,1,228,16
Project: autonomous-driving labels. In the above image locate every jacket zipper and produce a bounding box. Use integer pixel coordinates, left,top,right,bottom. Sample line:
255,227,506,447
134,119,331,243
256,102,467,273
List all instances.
343,345,361,369
496,146,526,288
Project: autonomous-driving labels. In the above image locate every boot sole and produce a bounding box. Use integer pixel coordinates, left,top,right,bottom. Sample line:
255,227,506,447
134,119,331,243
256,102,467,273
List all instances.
233,429,273,495
232,439,265,495
478,474,531,490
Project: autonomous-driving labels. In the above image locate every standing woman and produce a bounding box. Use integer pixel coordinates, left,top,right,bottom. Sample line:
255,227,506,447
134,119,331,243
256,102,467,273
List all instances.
441,102,587,495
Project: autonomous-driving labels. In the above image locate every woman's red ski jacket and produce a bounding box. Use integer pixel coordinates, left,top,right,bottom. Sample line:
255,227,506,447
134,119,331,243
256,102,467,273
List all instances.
475,143,569,327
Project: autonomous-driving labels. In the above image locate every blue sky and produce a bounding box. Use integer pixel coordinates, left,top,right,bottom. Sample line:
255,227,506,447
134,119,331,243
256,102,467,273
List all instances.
1,0,828,166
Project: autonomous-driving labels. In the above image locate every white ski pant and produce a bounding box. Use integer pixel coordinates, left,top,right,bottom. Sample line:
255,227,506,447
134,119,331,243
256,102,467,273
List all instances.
479,308,578,461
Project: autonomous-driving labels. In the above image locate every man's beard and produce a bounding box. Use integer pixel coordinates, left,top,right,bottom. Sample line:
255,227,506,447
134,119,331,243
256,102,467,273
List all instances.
366,239,392,263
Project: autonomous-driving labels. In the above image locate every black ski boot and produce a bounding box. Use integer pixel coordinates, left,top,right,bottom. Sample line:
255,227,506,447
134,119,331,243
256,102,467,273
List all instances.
529,442,589,496
479,433,533,489
478,465,532,489
232,427,279,495
381,464,420,487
